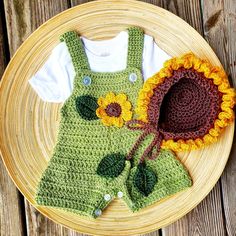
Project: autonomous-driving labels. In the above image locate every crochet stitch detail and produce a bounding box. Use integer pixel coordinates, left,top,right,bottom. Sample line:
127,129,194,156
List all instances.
127,27,144,70
60,31,90,71
150,68,221,140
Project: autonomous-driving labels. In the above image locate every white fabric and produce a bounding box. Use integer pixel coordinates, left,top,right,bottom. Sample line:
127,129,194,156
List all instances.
29,30,171,103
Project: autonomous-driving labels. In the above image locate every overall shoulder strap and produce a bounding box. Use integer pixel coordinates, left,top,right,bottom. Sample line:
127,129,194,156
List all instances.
126,27,144,70
60,31,90,72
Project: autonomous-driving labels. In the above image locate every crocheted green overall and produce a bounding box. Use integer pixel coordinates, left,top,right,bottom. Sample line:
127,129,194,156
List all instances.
36,27,192,218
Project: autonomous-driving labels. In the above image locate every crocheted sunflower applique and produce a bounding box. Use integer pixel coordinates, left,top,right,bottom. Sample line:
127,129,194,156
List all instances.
96,92,133,127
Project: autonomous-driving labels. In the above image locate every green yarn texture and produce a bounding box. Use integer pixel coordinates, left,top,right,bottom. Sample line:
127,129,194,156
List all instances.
35,27,192,218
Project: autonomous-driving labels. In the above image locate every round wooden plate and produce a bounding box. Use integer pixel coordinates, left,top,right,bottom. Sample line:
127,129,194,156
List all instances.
0,0,234,235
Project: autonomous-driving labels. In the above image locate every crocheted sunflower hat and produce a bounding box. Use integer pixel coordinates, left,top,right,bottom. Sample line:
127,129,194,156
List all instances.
128,53,235,156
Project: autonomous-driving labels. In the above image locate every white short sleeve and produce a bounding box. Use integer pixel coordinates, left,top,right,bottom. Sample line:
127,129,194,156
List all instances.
142,34,171,81
28,42,75,103
29,31,171,103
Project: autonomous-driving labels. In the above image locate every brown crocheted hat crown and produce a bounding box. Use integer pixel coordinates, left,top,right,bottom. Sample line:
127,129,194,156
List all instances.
148,68,222,140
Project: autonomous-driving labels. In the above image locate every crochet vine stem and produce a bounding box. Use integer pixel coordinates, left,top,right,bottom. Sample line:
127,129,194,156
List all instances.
126,119,163,163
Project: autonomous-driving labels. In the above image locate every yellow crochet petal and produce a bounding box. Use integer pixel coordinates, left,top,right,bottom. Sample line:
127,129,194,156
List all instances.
194,138,205,148
105,92,116,103
186,139,198,150
116,93,127,102
209,128,220,137
101,116,113,126
97,97,104,107
96,107,106,118
209,73,222,85
112,117,124,127
203,134,217,144
121,100,132,110
122,110,132,121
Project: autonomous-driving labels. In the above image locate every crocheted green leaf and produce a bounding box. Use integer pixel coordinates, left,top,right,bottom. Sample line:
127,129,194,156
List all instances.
75,95,99,120
97,153,126,178
134,163,157,196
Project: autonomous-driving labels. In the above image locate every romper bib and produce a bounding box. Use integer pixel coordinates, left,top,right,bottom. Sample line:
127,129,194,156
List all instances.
36,27,192,218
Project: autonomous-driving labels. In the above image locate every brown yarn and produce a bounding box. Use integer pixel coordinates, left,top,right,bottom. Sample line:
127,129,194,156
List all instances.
126,120,163,163
105,102,122,117
148,68,222,140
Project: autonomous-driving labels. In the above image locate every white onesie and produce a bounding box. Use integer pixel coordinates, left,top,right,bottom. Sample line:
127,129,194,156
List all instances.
29,30,171,102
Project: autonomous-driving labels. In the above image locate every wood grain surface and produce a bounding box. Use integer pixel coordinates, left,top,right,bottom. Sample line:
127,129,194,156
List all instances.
202,1,236,235
160,1,229,236
0,3,25,236
0,0,235,235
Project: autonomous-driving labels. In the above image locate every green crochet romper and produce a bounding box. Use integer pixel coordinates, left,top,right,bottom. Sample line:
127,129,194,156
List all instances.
36,27,192,218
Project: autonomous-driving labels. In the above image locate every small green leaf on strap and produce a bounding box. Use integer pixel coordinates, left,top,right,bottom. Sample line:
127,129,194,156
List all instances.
75,95,99,120
134,162,157,196
97,153,126,178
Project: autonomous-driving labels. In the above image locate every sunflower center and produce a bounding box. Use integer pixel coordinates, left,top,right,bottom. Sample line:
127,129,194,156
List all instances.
105,103,122,117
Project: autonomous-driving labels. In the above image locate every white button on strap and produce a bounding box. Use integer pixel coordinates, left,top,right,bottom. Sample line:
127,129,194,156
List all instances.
94,208,102,216
83,76,91,86
104,194,111,201
117,191,123,198
129,73,137,83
